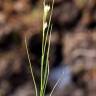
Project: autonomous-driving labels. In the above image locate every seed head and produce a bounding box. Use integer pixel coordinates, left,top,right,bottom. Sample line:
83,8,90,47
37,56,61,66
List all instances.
44,5,50,21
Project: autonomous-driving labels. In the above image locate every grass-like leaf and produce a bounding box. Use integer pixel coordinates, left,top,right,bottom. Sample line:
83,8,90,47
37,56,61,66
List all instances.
25,37,38,96
25,0,54,96
40,0,54,96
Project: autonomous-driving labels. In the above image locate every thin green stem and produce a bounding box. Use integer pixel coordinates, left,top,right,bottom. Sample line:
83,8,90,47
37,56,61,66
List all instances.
40,0,54,96
42,0,54,65
43,25,52,92
41,0,46,94
25,37,38,96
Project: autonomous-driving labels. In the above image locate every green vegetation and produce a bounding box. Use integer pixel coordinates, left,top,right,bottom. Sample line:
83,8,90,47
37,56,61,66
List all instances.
25,0,55,96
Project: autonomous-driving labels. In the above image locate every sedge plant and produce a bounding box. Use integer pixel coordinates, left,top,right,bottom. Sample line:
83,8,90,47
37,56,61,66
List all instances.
25,0,61,96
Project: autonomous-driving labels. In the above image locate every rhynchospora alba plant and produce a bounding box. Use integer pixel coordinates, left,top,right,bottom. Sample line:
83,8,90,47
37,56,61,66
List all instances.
24,0,63,96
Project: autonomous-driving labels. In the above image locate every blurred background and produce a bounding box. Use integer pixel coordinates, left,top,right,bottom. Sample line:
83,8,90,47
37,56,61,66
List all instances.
0,0,96,96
